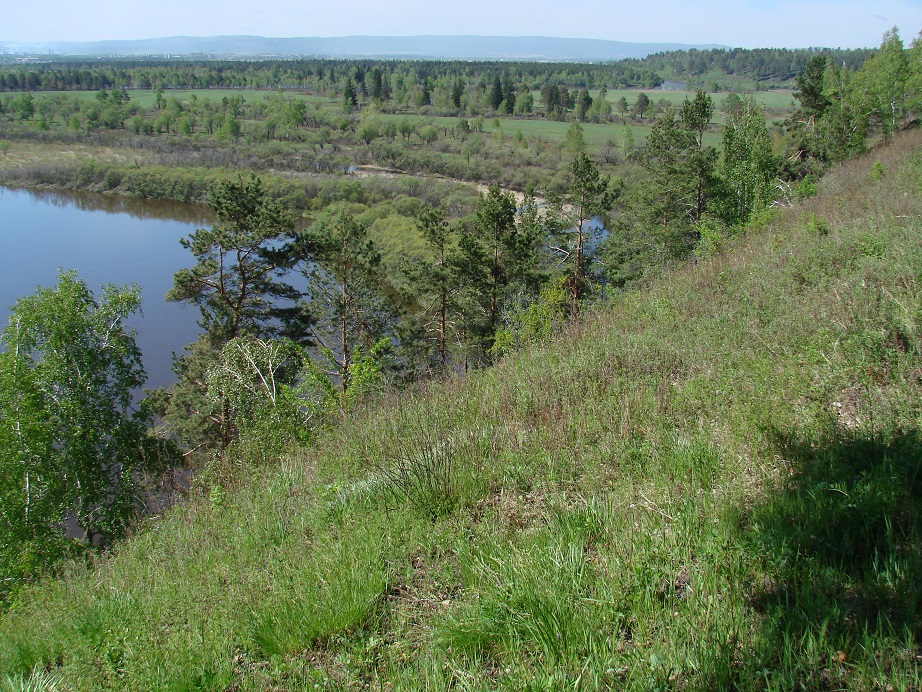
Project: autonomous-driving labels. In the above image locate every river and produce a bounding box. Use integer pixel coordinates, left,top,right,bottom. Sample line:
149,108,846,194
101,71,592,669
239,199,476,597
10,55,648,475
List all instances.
0,186,205,389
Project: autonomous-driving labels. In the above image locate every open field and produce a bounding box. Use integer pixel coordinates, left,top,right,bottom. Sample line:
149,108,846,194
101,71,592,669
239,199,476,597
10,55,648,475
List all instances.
22,86,787,147
30,88,333,109
593,87,796,110
370,111,723,147
0,140,141,173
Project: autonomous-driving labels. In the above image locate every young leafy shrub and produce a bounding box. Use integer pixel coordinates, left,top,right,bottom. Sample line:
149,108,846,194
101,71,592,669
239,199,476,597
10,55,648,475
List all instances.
796,176,818,199
207,336,308,465
804,212,829,236
491,279,569,358
694,215,736,259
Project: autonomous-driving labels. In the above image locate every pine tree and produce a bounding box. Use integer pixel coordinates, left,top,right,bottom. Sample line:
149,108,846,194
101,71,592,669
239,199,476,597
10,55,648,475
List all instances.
681,90,719,223
404,206,463,370
343,77,358,112
451,77,465,109
632,92,651,119
291,212,394,392
793,55,831,121
551,154,619,311
576,89,593,121
502,75,516,114
162,176,307,452
490,75,504,112
167,176,303,344
370,68,384,101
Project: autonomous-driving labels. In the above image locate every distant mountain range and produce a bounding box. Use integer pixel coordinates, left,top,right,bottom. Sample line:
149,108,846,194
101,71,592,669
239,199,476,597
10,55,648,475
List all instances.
0,35,728,61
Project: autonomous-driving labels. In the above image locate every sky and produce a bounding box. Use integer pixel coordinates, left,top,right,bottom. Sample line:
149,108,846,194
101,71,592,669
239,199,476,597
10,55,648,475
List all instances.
3,0,921,49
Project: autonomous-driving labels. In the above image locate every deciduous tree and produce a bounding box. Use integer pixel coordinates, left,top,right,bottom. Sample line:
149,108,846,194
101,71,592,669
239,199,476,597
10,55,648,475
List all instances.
851,28,912,141
0,272,174,593
206,336,306,457
720,96,776,224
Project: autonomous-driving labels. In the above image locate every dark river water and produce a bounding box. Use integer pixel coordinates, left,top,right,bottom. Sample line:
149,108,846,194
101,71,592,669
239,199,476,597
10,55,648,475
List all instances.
0,186,207,389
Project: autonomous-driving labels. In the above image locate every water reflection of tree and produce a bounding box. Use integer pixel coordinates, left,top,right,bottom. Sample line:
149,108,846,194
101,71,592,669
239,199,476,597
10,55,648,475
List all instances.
18,187,212,225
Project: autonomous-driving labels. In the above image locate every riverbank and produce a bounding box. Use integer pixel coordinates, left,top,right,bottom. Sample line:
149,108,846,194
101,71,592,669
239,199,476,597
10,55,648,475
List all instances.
0,138,480,209
0,140,317,209
0,139,487,339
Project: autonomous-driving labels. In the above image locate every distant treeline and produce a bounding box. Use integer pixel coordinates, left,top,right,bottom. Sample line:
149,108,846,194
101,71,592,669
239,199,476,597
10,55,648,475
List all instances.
628,46,875,83
0,46,876,95
0,59,663,93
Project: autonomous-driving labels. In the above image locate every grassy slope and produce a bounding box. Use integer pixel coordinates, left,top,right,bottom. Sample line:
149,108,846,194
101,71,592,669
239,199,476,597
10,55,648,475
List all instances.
3,134,922,691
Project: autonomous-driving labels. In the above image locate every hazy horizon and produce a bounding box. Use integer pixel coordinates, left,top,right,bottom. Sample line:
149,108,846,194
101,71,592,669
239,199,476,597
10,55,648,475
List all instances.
3,0,920,50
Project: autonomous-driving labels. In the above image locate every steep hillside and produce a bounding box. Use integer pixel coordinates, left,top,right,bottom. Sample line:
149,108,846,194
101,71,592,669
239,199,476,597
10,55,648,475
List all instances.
2,133,922,690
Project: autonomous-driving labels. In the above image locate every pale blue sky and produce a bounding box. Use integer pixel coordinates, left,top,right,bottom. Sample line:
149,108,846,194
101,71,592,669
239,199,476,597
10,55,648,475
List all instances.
4,0,921,49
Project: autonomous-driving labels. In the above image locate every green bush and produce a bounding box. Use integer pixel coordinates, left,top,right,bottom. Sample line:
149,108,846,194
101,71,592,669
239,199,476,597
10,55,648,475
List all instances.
804,211,829,236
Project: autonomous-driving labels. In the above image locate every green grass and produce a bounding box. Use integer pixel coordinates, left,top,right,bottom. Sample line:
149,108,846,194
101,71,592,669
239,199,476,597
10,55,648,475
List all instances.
593,87,797,111
34,86,796,112
482,116,663,146
2,133,922,689
28,87,779,147
373,111,721,148
33,89,333,109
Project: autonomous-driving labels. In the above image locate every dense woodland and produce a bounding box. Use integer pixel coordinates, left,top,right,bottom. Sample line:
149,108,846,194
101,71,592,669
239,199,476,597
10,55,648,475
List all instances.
1,29,922,689
0,58,665,94
628,46,876,85
0,45,879,97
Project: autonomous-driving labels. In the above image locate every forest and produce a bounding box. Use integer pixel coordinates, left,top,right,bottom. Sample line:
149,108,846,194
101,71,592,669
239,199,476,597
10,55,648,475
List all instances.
624,45,875,86
0,46,871,93
1,28,922,689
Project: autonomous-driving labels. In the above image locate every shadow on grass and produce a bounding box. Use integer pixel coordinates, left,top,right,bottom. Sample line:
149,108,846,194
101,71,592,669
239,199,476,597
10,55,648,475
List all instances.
746,425,922,687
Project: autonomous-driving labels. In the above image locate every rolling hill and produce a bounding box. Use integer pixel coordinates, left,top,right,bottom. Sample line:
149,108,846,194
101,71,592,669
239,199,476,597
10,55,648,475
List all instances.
0,34,727,61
